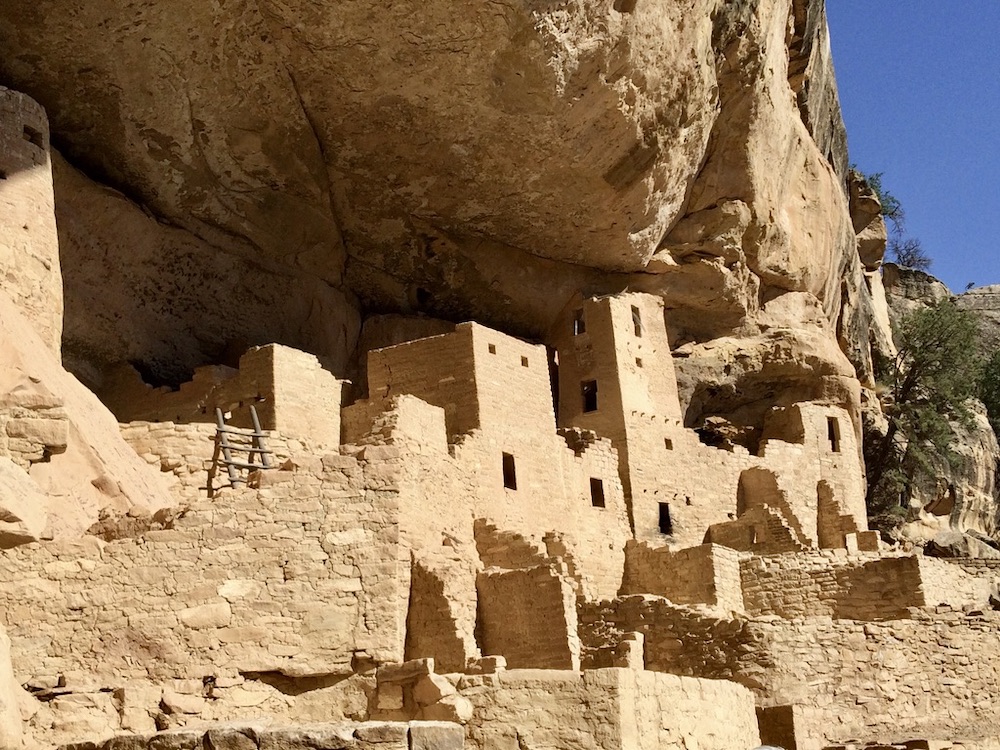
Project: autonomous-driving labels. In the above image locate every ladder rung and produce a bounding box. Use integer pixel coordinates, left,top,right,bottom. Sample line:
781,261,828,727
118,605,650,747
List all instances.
216,426,268,437
223,459,268,470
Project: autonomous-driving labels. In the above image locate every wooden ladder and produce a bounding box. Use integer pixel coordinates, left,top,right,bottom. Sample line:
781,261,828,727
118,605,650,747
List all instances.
208,405,274,497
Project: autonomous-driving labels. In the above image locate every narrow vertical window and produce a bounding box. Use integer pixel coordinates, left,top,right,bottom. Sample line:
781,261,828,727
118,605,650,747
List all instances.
590,478,606,508
521,356,529,367
502,453,517,490
631,305,642,337
573,309,586,336
581,380,598,413
488,344,497,354
664,438,673,450
658,503,673,535
635,357,643,368
827,417,841,453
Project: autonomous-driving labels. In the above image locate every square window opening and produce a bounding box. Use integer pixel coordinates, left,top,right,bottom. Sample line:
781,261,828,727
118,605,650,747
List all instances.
581,380,598,413
502,453,517,490
631,305,642,337
658,502,673,535
573,309,586,336
827,417,841,453
22,125,43,149
521,356,529,368
590,478,606,508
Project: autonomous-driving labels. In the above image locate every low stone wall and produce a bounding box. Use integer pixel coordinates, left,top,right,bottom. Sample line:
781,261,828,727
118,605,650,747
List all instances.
918,556,998,608
577,596,769,686
0,453,406,685
102,345,345,447
476,564,580,670
585,595,1000,747
58,721,464,750
755,608,1000,746
740,551,995,621
621,542,744,612
458,668,760,750
120,421,306,502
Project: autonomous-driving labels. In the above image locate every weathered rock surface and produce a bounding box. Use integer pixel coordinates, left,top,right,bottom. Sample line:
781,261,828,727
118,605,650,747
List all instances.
882,263,951,328
0,291,174,539
0,625,23,748
958,283,1000,353
53,152,359,387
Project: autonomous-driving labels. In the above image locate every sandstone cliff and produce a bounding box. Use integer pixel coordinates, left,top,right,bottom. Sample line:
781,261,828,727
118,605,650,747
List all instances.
0,0,879,431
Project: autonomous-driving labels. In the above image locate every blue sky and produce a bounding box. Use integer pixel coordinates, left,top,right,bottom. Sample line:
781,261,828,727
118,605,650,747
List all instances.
825,3,1000,292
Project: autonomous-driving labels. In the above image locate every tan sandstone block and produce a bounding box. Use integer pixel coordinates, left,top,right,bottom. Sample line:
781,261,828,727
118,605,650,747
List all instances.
412,674,457,707
409,722,465,750
4,417,68,448
420,694,473,724
178,601,232,629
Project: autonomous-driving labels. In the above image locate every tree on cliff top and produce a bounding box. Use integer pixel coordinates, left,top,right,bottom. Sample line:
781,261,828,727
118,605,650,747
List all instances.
867,299,981,529
857,168,932,271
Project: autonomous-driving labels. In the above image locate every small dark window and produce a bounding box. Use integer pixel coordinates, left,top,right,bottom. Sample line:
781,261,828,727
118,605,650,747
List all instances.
488,344,497,354
23,125,43,149
573,309,586,336
502,453,517,490
581,380,598,413
664,438,673,450
590,478,606,508
521,356,529,368
631,305,642,337
635,357,643,368
827,417,840,453
658,502,673,535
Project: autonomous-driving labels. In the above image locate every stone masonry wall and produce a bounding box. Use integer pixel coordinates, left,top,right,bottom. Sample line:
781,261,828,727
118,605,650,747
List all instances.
102,345,345,447
621,542,745,612
577,596,771,688
347,394,631,602
120,421,310,503
740,552,997,620
476,564,580,670
58,722,464,750
754,609,1000,746
0,454,406,684
458,668,759,750
586,594,1000,747
0,87,62,352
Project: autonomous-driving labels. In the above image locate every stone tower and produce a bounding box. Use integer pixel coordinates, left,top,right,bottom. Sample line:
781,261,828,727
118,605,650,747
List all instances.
0,87,61,353
551,292,684,533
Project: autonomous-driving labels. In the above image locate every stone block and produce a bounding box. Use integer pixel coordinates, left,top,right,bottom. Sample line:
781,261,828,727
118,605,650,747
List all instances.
409,722,465,750
178,601,233,629
161,687,206,714
5,417,68,448
412,674,456,706
353,722,409,744
204,728,260,750
419,694,473,724
378,659,434,684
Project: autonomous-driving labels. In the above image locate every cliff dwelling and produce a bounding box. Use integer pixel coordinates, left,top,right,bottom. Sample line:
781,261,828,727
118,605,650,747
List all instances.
1,2,1000,750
